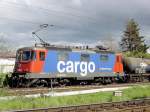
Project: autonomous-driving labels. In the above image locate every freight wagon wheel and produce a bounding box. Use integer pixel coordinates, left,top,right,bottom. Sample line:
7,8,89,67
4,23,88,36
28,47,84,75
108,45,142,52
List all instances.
148,76,150,82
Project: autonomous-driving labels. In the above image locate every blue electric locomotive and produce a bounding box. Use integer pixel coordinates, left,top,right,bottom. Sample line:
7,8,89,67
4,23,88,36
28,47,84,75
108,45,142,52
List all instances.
9,45,123,87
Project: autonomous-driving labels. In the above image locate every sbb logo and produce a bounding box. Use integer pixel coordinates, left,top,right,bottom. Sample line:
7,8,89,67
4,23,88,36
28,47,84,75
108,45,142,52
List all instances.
57,61,96,76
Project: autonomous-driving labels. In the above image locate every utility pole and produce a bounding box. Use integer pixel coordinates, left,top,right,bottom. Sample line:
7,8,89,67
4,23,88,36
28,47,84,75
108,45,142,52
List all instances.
50,77,54,96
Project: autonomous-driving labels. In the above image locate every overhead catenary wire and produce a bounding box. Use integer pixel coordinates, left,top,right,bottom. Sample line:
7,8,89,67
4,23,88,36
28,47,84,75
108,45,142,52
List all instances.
0,1,104,39
0,15,100,37
0,16,42,25
0,15,99,35
0,1,100,25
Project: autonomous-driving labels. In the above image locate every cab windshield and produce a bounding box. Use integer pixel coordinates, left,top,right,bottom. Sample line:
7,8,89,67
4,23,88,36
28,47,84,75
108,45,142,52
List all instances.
17,50,36,61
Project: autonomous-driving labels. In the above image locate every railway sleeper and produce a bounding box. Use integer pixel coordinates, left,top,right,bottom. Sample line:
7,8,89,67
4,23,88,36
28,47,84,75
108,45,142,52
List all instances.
113,103,125,109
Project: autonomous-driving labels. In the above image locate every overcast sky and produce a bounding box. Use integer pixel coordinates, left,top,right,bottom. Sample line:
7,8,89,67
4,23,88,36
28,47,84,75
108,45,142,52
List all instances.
0,0,150,49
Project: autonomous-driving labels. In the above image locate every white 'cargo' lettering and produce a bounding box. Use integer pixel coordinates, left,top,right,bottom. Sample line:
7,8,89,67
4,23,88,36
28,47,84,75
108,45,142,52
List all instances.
57,61,65,73
57,61,96,76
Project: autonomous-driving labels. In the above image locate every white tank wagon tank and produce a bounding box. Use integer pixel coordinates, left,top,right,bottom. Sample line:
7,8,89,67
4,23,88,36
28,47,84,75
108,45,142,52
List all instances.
145,61,150,73
122,57,150,74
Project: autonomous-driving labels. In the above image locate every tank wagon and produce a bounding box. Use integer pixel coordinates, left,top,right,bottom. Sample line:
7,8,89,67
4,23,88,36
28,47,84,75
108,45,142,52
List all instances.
8,45,124,87
122,57,150,73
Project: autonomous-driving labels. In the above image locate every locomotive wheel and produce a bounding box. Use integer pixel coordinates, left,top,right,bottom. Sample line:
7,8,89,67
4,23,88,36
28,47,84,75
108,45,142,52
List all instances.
79,81,88,85
101,77,108,85
94,78,102,85
35,79,48,87
59,79,70,87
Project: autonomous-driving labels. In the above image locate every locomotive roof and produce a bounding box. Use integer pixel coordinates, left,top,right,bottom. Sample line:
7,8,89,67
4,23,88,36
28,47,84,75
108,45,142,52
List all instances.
17,46,114,54
17,46,71,51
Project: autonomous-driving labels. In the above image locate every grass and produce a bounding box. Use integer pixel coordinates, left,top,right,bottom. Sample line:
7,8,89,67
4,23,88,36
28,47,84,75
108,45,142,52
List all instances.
0,88,9,96
0,92,113,111
0,85,150,111
111,85,150,102
0,73,11,96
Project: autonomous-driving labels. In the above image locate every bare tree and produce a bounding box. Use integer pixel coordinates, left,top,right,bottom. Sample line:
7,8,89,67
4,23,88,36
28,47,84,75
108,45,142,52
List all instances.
101,34,120,52
0,37,14,58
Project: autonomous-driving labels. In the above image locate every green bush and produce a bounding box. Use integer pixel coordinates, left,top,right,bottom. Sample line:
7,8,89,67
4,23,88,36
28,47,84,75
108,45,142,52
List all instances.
0,88,9,96
0,73,10,87
124,51,150,59
0,74,5,87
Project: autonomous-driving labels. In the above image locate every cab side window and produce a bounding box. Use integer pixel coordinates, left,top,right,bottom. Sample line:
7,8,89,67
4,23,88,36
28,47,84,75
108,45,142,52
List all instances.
58,51,68,61
31,51,36,60
39,52,45,61
81,54,90,62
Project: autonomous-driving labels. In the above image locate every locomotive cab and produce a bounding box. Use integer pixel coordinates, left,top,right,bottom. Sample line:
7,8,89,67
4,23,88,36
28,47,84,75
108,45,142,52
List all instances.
14,47,46,74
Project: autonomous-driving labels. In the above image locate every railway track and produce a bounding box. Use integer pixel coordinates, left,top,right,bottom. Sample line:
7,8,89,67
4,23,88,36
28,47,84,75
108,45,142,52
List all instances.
11,98,150,112
6,82,150,96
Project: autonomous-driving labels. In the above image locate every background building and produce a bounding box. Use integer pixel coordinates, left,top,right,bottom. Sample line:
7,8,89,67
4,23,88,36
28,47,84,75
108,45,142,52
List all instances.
0,58,15,73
